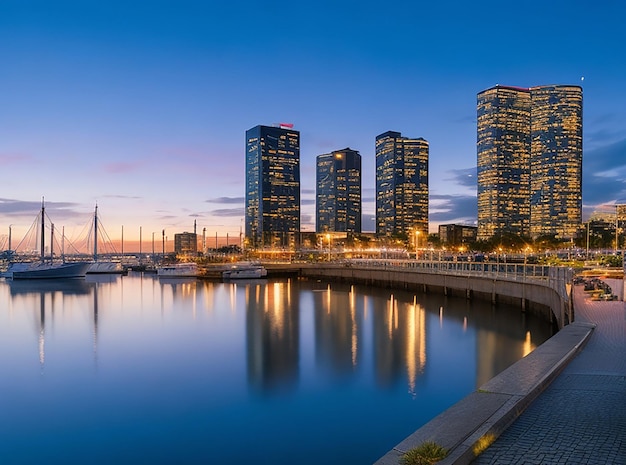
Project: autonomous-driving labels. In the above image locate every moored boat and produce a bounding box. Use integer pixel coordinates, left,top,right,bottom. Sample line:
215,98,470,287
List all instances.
87,261,124,274
5,199,92,280
222,262,267,280
86,205,124,274
157,263,198,278
6,261,92,280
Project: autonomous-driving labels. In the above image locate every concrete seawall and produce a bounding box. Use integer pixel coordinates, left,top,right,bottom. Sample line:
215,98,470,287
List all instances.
286,263,571,329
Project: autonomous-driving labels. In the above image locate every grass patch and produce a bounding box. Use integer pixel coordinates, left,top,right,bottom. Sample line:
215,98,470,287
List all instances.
400,441,448,465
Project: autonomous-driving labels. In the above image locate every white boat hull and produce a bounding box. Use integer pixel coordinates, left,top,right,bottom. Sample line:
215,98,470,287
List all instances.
222,265,267,280
6,262,92,280
87,261,124,274
157,263,198,278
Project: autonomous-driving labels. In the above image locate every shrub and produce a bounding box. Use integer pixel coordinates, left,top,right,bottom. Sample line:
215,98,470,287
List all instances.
400,441,448,465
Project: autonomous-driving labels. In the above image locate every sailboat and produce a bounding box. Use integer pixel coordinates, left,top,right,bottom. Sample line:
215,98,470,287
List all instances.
4,199,92,280
86,205,123,274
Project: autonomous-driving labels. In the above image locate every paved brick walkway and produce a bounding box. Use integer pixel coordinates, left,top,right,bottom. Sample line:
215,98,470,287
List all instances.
473,279,626,464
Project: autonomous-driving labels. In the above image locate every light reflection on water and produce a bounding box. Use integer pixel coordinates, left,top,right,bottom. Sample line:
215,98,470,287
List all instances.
0,273,553,464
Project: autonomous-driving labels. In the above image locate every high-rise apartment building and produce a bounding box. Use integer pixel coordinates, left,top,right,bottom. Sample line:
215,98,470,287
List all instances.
529,85,583,239
316,148,362,233
477,85,582,241
477,86,531,240
245,124,300,248
375,131,428,238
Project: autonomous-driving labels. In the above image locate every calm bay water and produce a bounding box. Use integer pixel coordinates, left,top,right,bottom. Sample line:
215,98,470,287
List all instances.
0,273,552,464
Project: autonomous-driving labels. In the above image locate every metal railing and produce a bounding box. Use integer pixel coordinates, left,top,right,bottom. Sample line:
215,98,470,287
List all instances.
346,258,572,301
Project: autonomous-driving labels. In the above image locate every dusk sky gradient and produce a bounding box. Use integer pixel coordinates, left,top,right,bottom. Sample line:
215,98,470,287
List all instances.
1,0,625,250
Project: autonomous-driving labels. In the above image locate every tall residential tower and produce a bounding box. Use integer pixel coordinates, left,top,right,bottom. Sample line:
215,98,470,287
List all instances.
529,85,583,239
477,84,582,241
245,124,300,248
375,131,429,238
316,148,362,233
477,86,531,240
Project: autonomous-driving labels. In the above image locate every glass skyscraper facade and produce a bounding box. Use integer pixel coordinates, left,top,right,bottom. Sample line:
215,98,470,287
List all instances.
375,131,429,238
529,85,583,239
477,86,531,240
316,148,362,233
477,84,582,241
245,125,300,248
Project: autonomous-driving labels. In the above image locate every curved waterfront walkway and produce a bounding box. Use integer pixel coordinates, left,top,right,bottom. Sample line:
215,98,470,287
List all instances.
472,279,626,464
374,277,624,465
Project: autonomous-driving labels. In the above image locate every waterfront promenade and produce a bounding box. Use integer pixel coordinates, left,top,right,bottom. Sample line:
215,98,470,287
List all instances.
472,279,626,464
372,272,624,464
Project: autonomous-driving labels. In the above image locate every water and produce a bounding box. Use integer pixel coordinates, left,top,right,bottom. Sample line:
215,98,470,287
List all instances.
0,273,553,464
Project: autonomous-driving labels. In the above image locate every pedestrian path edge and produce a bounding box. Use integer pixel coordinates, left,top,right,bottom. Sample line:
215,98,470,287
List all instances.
374,321,595,465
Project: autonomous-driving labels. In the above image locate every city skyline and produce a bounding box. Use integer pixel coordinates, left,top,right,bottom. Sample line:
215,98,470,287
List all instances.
1,1,626,248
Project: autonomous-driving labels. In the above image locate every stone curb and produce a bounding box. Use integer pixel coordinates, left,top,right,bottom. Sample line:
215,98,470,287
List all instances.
374,321,595,465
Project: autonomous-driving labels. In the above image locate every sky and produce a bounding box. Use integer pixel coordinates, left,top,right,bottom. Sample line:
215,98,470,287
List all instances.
1,0,625,251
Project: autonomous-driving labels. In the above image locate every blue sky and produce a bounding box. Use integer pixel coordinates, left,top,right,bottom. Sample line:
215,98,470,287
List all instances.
1,0,625,249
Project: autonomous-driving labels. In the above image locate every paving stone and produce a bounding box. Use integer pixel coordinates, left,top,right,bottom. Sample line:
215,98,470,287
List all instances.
473,281,626,465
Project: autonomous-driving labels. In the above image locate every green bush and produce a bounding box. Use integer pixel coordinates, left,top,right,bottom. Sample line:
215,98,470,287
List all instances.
400,441,448,465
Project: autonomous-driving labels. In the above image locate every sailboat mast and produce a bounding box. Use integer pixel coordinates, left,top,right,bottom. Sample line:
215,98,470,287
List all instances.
94,204,98,261
40,198,45,261
50,223,54,263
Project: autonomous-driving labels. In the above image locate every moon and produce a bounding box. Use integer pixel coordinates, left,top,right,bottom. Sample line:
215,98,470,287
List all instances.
581,76,585,81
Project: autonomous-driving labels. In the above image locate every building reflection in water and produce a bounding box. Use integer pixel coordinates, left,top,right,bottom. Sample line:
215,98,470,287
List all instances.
435,298,543,388
312,283,364,378
8,279,92,369
474,314,540,387
373,292,427,393
246,279,299,394
158,277,198,317
2,275,550,400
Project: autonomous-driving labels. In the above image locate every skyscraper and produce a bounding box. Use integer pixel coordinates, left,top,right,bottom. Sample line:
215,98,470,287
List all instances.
529,85,583,239
477,86,531,240
316,148,362,233
245,124,300,248
375,131,429,238
477,84,582,241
